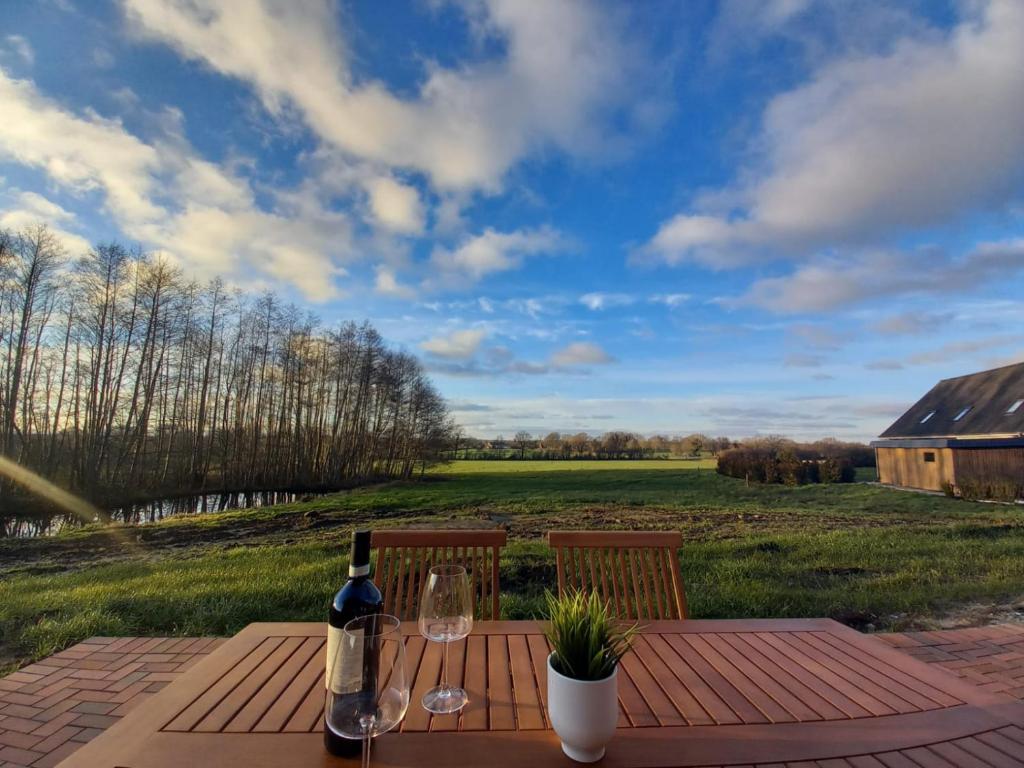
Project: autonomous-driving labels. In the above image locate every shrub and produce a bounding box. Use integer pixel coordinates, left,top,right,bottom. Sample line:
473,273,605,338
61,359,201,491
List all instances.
717,447,854,486
957,474,1024,503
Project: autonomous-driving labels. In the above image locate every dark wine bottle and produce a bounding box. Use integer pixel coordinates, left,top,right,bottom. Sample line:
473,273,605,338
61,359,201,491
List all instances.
324,529,384,757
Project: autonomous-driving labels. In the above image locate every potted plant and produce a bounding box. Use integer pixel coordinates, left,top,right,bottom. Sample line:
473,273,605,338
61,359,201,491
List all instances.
544,590,638,763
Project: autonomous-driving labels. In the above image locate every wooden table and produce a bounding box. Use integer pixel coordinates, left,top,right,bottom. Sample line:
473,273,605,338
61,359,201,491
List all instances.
59,620,1024,767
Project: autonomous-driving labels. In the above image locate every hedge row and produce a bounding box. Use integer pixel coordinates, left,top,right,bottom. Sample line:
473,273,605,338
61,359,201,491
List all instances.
946,475,1024,502
717,447,856,485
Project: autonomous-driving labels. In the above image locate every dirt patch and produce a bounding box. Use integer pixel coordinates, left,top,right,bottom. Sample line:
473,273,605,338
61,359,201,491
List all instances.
917,594,1024,630
831,609,880,632
0,498,426,576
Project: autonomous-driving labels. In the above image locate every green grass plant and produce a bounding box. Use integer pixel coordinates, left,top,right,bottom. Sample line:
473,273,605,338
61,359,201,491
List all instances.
545,589,638,680
2,460,1022,673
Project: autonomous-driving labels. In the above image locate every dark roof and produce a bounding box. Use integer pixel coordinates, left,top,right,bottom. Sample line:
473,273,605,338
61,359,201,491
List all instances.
871,437,1024,449
878,361,1024,439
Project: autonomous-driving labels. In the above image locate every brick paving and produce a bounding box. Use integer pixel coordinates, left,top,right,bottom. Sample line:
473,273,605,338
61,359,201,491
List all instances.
880,623,1024,701
1,625,1022,767
0,636,224,767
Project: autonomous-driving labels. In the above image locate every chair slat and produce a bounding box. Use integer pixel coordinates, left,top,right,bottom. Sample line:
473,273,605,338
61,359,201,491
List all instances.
597,547,611,608
403,547,418,619
605,548,622,618
642,549,662,620
371,530,507,621
546,531,687,621
613,549,630,619
490,545,500,620
481,545,491,619
658,549,674,620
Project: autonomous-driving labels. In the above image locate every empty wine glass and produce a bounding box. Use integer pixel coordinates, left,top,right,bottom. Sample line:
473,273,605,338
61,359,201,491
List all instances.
326,614,409,768
418,563,473,713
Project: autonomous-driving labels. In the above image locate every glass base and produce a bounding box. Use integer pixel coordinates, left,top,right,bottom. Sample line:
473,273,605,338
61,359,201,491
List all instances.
421,685,468,714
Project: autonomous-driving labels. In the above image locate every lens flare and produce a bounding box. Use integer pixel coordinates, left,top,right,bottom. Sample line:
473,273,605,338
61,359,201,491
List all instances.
0,455,104,526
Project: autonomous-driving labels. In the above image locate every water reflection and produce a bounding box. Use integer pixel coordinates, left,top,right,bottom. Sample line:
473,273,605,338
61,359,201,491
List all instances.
3,490,329,538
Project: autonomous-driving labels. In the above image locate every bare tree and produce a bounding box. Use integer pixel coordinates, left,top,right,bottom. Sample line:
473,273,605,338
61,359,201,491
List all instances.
0,228,454,533
513,430,532,459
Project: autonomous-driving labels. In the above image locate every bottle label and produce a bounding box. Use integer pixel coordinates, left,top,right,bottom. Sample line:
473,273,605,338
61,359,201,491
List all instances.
348,563,370,578
325,625,364,694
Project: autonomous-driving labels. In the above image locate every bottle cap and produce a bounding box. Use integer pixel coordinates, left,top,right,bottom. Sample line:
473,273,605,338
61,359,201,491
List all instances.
349,530,372,576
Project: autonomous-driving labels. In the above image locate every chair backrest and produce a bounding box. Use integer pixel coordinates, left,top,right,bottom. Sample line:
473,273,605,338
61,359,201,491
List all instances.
371,529,506,621
547,530,687,620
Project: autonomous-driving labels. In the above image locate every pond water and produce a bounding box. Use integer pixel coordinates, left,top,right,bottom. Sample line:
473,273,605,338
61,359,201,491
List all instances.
3,489,333,538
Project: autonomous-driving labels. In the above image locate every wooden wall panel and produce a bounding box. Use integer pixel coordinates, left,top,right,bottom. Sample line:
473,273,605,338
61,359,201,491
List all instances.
952,448,1024,482
876,447,954,491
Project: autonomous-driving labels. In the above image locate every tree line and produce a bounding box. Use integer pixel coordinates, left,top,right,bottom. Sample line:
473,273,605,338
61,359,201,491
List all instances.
450,431,734,460
0,225,452,534
450,431,874,466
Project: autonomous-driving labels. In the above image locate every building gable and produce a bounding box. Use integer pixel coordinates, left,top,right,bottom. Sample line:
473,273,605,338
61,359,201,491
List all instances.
879,361,1024,439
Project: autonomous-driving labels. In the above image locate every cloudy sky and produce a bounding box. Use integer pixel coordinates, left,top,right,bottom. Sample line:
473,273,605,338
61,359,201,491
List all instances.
2,0,1023,440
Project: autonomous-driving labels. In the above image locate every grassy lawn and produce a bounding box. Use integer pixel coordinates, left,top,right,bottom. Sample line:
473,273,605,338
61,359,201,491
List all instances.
2,460,1023,672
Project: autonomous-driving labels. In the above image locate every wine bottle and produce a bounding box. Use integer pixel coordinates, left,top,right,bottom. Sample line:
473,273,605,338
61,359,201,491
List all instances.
325,529,384,757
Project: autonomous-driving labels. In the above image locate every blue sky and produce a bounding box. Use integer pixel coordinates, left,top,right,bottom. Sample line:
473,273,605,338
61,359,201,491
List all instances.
1,0,1023,440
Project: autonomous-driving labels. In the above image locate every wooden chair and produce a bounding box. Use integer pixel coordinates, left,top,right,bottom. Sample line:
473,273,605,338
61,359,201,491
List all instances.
370,529,506,621
547,531,687,620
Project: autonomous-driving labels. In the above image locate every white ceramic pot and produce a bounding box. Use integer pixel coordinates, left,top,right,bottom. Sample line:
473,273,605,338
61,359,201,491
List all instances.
546,653,619,763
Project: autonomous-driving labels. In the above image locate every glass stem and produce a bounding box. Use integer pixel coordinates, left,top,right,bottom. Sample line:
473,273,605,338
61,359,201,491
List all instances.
361,731,371,768
441,639,450,693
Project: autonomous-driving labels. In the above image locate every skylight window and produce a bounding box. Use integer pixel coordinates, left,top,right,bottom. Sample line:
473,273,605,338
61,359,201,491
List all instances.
953,406,972,422
1008,399,1024,414
920,410,935,424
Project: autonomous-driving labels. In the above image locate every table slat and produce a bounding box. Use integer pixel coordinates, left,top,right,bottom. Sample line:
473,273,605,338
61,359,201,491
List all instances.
460,635,488,731
252,637,324,732
487,634,516,730
57,620,1024,768
508,634,545,730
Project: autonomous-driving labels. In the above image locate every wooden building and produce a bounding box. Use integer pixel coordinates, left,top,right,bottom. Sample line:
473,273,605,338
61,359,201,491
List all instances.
871,362,1024,493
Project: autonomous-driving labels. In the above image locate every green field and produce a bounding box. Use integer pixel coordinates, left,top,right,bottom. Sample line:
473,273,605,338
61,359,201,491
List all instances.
1,460,1022,673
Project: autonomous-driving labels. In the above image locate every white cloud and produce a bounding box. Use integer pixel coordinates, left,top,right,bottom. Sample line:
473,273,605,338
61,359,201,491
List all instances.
0,67,353,301
789,323,845,350
649,293,690,307
92,47,116,70
907,334,1024,366
3,35,34,66
448,393,893,441
373,265,415,300
120,0,657,192
706,0,929,67
735,240,1024,314
550,341,614,367
872,312,956,336
421,329,487,359
364,176,424,235
865,360,903,371
579,292,634,311
645,0,1024,266
429,226,566,286
0,190,91,253
783,353,824,369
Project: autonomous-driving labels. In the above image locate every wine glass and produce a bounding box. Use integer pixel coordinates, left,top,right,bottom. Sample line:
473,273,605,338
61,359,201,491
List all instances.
418,564,473,713
326,614,409,768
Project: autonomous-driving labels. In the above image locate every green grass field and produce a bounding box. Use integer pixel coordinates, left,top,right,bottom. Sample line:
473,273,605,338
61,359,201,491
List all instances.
1,460,1022,672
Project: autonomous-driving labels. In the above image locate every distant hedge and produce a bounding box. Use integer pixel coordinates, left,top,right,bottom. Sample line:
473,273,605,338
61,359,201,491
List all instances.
952,474,1024,502
717,447,856,485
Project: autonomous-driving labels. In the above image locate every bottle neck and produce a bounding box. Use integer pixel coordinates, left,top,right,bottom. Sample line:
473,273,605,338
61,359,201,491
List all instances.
348,530,372,580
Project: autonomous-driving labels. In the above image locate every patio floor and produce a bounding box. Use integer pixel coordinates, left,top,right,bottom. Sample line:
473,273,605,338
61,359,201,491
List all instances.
880,623,1024,700
0,637,225,768
0,625,1020,768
